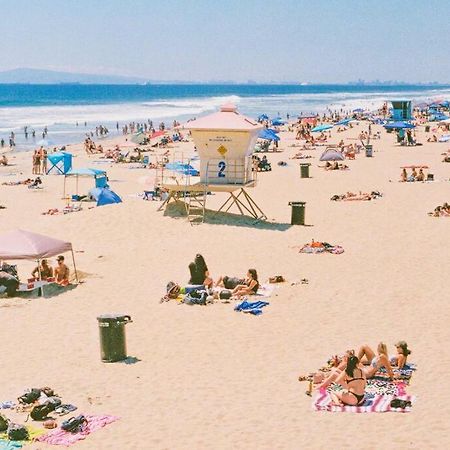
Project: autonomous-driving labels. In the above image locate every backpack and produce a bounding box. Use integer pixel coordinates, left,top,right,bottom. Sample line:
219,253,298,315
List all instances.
18,388,41,404
30,397,61,421
7,423,29,441
219,290,232,300
0,414,8,432
166,282,181,299
61,415,87,433
183,290,207,305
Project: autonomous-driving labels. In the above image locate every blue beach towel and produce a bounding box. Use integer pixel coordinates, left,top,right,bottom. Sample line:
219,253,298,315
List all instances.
0,441,23,450
234,300,269,315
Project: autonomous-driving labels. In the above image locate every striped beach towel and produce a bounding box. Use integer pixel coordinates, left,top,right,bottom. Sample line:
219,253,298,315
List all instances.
312,391,415,413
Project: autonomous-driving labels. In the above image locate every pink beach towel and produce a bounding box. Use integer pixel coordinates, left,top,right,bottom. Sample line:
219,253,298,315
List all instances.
37,414,119,446
313,391,415,413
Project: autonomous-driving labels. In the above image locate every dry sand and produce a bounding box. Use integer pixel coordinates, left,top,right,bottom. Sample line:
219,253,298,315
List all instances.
0,122,449,449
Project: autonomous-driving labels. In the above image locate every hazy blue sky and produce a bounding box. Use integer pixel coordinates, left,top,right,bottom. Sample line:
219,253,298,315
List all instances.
2,0,449,83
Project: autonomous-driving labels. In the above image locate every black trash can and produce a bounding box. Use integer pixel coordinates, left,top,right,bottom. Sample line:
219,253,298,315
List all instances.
365,145,373,157
97,314,132,362
300,163,311,178
425,125,430,132
288,201,306,225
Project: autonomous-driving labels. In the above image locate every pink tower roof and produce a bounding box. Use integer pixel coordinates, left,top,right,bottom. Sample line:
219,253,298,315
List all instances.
185,105,263,131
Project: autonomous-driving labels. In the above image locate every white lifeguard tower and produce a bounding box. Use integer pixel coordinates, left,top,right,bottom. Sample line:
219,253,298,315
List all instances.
159,104,266,223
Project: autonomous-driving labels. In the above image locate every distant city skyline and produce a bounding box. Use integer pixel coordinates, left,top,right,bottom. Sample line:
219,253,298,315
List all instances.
2,0,450,83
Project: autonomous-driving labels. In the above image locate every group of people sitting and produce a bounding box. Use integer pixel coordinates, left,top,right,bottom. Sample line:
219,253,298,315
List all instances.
428,202,450,217
188,254,259,299
307,341,411,406
330,191,382,201
324,161,349,170
30,256,70,286
84,138,104,154
252,155,272,171
0,256,70,297
400,167,428,182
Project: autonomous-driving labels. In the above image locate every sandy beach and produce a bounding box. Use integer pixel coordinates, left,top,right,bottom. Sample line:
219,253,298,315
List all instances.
0,118,449,450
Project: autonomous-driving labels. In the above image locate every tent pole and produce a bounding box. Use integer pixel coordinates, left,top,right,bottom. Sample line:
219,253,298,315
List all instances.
71,249,79,283
37,259,44,298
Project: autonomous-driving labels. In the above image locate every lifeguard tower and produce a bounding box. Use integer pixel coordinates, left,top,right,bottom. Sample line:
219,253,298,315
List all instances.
159,104,266,223
390,100,412,121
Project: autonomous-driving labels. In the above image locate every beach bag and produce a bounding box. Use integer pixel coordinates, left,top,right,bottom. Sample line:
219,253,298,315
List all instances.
219,290,232,300
30,397,61,421
166,281,181,299
390,398,411,409
18,388,41,404
0,413,8,432
7,423,29,441
61,415,87,433
183,290,207,305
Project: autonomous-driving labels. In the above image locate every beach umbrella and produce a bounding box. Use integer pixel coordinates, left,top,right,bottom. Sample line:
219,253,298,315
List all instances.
335,118,353,126
383,122,415,130
36,139,55,147
131,132,147,145
311,124,333,132
319,149,344,161
258,128,280,141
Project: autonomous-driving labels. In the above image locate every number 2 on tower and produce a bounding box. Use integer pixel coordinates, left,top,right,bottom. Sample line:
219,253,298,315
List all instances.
218,161,226,177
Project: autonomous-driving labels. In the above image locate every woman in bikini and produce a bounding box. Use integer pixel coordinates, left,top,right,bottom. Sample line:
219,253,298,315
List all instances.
232,269,259,298
357,342,397,379
332,355,366,406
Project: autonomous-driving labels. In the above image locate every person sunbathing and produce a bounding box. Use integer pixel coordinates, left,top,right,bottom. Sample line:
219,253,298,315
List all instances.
389,341,411,369
357,342,397,379
331,356,366,406
0,155,8,166
232,269,259,297
31,259,54,280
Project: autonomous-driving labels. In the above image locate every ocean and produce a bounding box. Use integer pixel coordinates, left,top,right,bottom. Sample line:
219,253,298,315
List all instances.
1,83,449,150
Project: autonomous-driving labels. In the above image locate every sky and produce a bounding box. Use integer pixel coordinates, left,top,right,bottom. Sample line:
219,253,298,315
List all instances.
1,0,450,83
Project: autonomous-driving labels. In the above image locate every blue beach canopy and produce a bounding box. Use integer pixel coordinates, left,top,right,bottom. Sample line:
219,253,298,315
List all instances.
271,118,285,126
311,124,333,132
383,121,415,130
258,114,269,121
259,128,280,141
46,152,72,175
89,187,122,207
66,168,106,177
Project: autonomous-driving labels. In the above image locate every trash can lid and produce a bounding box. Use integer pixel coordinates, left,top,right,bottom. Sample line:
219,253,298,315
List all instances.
97,314,131,322
288,201,306,206
299,163,311,166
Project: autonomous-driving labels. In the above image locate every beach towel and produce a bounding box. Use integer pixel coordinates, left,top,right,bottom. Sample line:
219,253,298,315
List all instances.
0,425,47,448
37,414,119,446
254,284,275,299
312,390,415,413
300,245,344,254
0,440,22,449
234,300,269,315
0,402,15,410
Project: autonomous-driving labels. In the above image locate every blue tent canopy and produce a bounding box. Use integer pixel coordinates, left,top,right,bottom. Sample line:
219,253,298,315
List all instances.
258,114,269,121
46,152,73,175
311,124,333,132
383,121,415,129
89,187,122,207
66,168,106,177
258,128,280,141
271,118,285,126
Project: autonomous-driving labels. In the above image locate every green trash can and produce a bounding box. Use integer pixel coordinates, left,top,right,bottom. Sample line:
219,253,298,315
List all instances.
300,163,311,178
365,145,373,157
97,314,132,362
288,201,306,225
425,125,430,132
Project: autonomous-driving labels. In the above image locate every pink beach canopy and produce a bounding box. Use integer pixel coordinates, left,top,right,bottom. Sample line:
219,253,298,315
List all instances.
184,104,263,131
0,229,72,260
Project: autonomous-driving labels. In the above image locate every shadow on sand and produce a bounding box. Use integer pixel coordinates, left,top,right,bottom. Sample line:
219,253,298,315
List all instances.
163,201,292,231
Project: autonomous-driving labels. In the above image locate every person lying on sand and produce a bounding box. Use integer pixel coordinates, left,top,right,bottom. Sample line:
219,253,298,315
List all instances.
231,269,259,298
54,255,69,286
